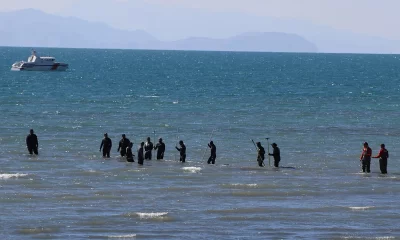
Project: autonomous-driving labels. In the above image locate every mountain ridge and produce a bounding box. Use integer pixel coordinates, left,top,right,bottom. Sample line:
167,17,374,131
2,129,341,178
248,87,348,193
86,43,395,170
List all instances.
0,9,318,53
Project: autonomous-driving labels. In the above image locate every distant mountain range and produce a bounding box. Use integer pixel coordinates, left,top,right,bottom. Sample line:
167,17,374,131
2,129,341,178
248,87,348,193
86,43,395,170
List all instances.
0,9,317,52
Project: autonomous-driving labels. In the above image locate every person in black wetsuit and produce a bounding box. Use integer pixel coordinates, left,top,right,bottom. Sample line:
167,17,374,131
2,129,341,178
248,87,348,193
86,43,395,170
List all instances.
154,138,165,160
269,143,281,167
26,129,39,155
144,137,153,160
138,142,144,165
126,142,135,162
99,133,112,158
207,141,216,164
256,142,265,167
176,140,186,163
117,134,130,157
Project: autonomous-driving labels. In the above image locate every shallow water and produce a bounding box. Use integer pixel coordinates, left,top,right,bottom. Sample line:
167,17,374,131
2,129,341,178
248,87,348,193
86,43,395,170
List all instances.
1,47,400,239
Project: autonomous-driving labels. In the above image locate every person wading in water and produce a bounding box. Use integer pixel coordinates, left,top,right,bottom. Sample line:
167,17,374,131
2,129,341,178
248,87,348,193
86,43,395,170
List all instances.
26,129,39,155
154,138,165,160
372,144,389,174
176,140,186,163
99,133,112,158
256,142,265,167
360,142,372,173
117,134,130,157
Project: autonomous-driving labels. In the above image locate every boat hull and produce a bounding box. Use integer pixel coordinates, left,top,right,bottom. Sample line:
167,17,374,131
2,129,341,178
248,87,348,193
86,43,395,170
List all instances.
11,63,69,71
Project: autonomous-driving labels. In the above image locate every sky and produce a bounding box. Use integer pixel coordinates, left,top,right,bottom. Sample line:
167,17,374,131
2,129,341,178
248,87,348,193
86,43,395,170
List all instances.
1,0,399,41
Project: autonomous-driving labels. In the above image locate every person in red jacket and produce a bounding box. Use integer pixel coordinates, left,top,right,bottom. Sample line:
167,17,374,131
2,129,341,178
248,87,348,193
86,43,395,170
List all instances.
360,142,372,173
373,144,389,174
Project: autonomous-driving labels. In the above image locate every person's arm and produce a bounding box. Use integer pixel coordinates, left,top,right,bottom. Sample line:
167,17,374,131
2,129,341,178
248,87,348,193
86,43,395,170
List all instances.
35,135,39,148
176,146,180,151
269,149,277,156
26,136,29,147
100,140,104,151
372,149,382,158
117,141,121,152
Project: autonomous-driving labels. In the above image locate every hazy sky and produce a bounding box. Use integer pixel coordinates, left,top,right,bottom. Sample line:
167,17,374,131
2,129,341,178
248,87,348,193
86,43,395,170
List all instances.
1,0,399,41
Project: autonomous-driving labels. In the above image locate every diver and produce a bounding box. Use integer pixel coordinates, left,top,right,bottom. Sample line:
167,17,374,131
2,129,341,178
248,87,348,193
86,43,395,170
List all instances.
207,141,216,164
117,134,131,157
269,143,281,167
175,140,186,163
154,138,166,160
99,133,112,158
26,129,39,155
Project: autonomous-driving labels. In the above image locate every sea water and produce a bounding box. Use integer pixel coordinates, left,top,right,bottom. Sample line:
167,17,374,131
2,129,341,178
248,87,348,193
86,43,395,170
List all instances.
0,47,400,239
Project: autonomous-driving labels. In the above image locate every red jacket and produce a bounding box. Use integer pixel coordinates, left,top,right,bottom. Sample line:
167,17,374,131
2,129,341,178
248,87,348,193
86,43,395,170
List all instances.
360,147,372,160
373,148,389,160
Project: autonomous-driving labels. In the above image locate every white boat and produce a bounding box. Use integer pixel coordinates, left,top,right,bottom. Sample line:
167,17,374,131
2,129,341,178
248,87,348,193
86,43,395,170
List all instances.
11,50,68,71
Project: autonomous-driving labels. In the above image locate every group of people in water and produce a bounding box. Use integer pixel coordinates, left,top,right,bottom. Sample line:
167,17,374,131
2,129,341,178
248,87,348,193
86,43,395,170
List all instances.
98,133,191,165
99,133,170,165
25,129,389,174
360,142,389,174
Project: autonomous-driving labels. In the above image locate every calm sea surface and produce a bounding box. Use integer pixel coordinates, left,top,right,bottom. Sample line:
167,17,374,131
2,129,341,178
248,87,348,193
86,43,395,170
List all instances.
1,47,400,239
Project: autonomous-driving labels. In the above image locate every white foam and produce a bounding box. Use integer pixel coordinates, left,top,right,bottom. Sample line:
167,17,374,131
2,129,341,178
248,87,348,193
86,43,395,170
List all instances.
136,212,168,219
349,206,375,210
182,167,202,173
342,237,394,240
140,95,159,98
0,173,28,179
173,101,179,104
108,234,136,238
231,183,258,187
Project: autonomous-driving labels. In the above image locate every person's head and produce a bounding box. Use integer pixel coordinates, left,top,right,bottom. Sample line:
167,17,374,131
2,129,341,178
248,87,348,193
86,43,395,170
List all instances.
381,144,385,148
122,134,126,139
271,143,277,147
363,142,368,147
159,138,163,143
256,142,261,147
104,133,108,137
140,142,144,147
147,137,151,142
179,140,183,145
30,129,34,134
210,141,214,145
129,142,133,147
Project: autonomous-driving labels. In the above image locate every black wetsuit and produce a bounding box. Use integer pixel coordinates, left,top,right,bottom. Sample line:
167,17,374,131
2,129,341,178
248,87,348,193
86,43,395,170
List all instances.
144,141,153,160
100,137,112,158
137,147,144,165
154,142,165,160
26,133,39,155
207,143,216,164
257,146,265,167
176,144,186,163
118,138,130,157
269,147,281,167
126,147,134,162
